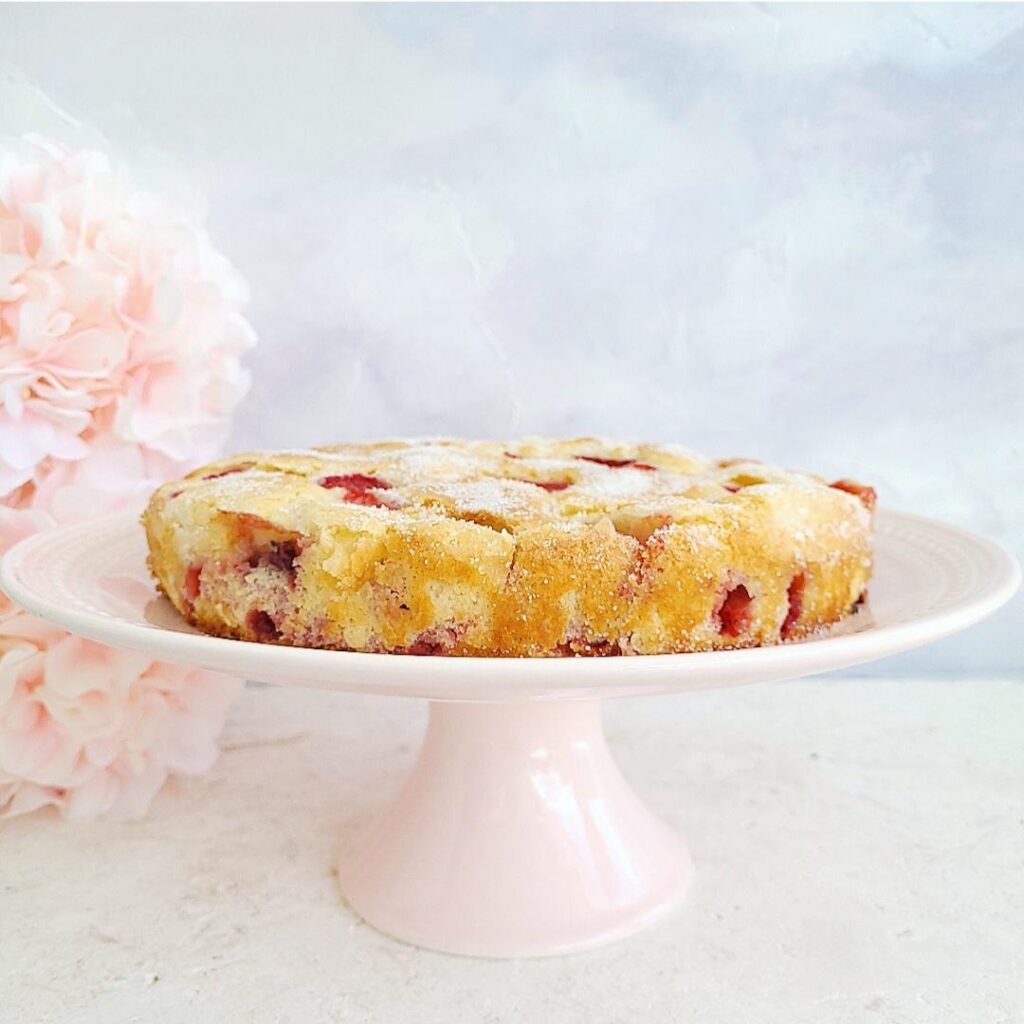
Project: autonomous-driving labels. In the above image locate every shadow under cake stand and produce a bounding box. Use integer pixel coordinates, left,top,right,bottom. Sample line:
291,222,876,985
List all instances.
1,510,1018,957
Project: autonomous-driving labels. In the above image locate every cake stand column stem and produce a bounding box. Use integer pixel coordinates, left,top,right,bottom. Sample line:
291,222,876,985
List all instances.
338,697,691,957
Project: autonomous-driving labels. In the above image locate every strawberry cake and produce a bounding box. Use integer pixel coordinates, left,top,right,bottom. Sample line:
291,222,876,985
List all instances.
142,438,875,657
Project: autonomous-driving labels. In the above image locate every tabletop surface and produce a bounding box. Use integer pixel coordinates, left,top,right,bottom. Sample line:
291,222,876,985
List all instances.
3,675,1022,1023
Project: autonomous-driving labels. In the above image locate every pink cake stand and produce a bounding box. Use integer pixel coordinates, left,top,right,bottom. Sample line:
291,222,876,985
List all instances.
1,511,1018,957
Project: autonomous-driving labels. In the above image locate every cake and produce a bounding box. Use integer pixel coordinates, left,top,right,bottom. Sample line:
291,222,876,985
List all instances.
142,438,875,657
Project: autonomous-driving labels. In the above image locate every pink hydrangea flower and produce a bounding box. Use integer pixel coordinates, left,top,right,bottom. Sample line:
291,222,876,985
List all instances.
0,137,252,820
0,626,240,819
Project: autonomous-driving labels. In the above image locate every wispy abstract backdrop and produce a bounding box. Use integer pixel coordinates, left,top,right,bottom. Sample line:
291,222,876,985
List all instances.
2,3,1022,674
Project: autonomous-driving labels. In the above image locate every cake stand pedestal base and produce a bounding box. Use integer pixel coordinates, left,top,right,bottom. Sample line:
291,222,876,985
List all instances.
338,698,692,957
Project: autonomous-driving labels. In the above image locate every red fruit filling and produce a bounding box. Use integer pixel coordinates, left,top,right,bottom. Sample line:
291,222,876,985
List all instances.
246,608,280,641
781,572,805,639
402,624,465,656
830,479,877,512
716,583,753,637
520,479,570,492
184,563,202,602
577,456,657,471
248,539,302,577
556,636,623,657
722,484,740,493
319,473,393,507
202,465,247,481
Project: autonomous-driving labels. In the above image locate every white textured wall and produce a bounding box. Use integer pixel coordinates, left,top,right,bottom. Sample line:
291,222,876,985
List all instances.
2,3,1022,674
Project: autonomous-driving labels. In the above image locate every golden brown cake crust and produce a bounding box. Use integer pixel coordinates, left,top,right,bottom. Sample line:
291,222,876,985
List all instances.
142,438,874,657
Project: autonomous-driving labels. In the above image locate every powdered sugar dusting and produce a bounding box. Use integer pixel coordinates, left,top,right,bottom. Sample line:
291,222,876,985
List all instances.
163,439,871,546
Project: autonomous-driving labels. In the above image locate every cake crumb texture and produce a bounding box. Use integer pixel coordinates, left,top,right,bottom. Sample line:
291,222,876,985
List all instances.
142,438,874,656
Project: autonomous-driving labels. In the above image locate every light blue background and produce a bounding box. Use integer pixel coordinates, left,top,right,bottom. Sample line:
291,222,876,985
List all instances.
3,3,1021,675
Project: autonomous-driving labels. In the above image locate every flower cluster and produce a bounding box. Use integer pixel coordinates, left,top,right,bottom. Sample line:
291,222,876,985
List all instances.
0,623,240,819
0,137,252,818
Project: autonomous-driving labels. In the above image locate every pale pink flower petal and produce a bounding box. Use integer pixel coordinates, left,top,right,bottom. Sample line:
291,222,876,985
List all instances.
0,254,29,301
63,767,122,820
0,134,253,823
0,777,62,818
20,201,69,267
100,756,170,821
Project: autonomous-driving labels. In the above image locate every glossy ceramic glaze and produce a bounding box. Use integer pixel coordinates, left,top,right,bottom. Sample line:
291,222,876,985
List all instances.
340,699,691,955
0,510,1017,955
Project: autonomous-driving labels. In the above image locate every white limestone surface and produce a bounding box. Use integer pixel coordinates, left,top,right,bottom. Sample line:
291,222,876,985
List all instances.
2,677,1021,1023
